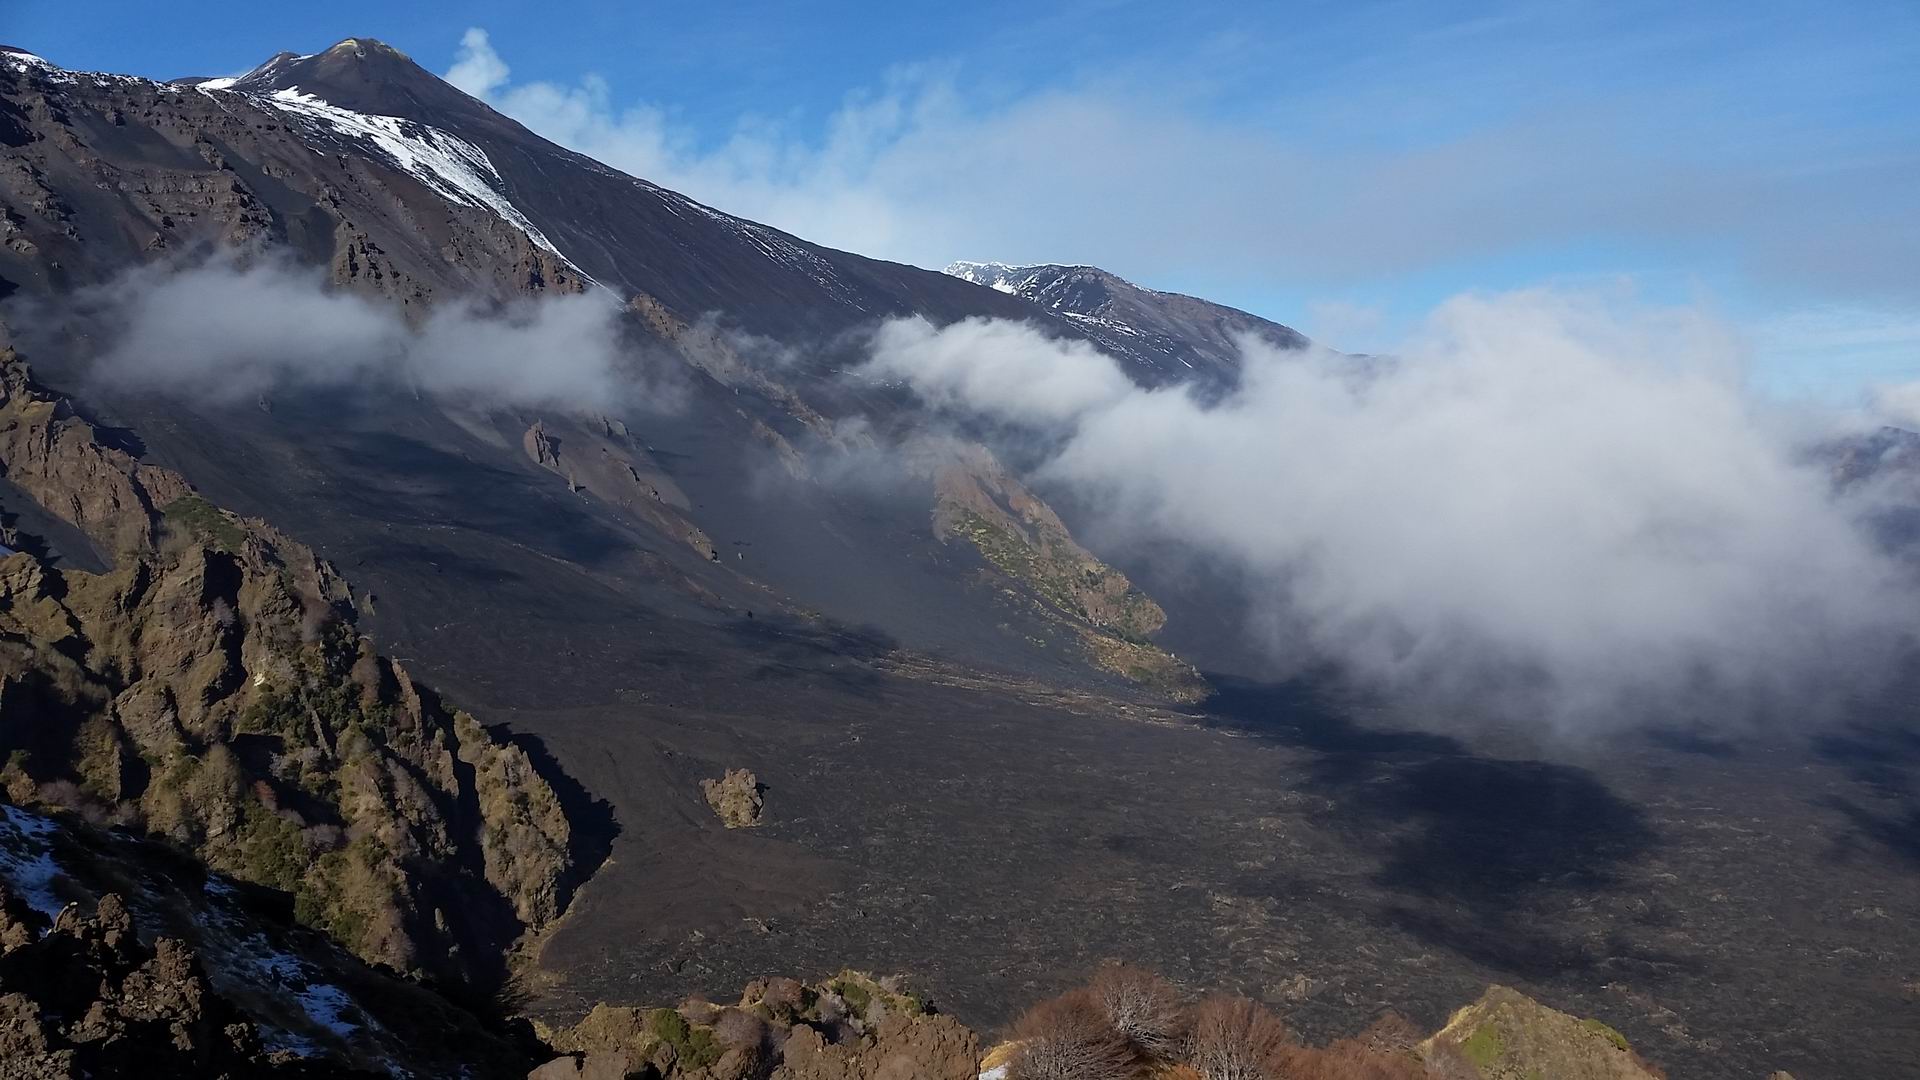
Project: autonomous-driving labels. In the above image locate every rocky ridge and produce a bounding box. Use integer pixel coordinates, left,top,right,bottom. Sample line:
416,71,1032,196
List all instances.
0,347,581,987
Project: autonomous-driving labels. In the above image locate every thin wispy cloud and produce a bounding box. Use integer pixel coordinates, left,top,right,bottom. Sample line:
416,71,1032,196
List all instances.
443,16,1920,322
31,254,663,413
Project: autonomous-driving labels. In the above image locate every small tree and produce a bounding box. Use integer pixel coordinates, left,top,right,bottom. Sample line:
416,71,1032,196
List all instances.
1185,996,1293,1080
1008,990,1139,1080
1354,1012,1421,1058
1089,963,1184,1056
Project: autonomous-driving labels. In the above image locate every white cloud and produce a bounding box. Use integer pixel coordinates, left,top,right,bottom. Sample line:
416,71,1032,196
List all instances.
864,316,1134,422
444,27,510,98
70,254,643,412
857,290,1915,724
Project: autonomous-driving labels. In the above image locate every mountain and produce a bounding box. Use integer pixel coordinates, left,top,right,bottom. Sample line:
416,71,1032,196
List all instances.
944,260,1309,389
0,38,1914,1080
0,38,1203,699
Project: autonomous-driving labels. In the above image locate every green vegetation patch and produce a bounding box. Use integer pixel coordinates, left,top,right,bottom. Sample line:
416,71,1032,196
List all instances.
951,509,1162,640
234,802,309,895
829,976,873,1014
1580,1017,1631,1052
645,1008,722,1069
161,494,246,552
1461,1022,1505,1069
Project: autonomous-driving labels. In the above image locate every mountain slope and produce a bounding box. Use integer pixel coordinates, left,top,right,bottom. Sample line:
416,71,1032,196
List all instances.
0,39,1200,701
945,260,1309,389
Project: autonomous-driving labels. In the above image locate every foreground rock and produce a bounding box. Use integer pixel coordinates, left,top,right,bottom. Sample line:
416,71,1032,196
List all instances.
537,971,975,1080
0,803,539,1076
701,769,765,829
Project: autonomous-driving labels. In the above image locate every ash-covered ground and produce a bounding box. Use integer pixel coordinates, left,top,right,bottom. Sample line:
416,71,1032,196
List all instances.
471,647,1918,1080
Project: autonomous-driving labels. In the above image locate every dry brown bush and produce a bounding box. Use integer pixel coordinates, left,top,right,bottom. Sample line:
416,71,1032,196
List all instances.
1184,996,1293,1080
1417,1040,1481,1080
1090,963,1185,1056
1353,1013,1421,1058
713,1006,771,1051
1009,989,1141,1080
1280,1039,1431,1080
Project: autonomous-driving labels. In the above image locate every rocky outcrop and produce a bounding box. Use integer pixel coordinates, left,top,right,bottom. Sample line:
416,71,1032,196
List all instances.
538,971,974,1080
924,441,1205,702
0,350,582,986
701,768,764,829
0,890,299,1079
521,415,723,560
0,355,191,555
1421,985,1666,1080
0,802,542,1076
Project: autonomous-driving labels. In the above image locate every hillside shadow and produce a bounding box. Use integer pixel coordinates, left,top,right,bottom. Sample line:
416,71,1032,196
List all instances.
1822,795,1920,869
722,612,896,698
1197,673,1658,977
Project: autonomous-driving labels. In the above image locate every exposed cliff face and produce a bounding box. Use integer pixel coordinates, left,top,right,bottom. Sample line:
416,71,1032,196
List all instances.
0,348,579,986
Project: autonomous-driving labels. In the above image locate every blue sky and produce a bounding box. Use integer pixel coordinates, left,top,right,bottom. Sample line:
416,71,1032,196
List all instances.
9,1,1918,395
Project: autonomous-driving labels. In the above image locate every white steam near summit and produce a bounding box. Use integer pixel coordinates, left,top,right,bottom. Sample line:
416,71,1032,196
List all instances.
862,290,1916,722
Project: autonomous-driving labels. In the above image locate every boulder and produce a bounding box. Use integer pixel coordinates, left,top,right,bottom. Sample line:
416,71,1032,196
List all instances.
701,769,764,829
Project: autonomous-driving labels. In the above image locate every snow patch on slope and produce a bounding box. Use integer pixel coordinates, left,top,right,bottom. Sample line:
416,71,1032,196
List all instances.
0,804,69,925
262,87,589,280
0,48,56,73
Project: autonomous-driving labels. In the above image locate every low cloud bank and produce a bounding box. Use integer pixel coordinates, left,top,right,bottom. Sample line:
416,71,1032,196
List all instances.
59,256,640,411
861,291,1916,724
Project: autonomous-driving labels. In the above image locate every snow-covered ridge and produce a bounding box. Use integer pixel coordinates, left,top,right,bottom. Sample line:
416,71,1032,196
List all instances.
262,87,586,277
0,47,149,88
944,259,1147,298
0,48,56,73
944,260,1024,294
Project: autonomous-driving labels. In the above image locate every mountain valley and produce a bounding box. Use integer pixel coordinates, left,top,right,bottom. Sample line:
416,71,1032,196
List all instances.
0,37,1916,1080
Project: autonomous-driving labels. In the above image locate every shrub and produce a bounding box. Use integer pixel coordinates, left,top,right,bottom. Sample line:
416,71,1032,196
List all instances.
1355,1013,1421,1058
1184,996,1292,1080
1008,990,1139,1080
1286,1040,1431,1080
645,1008,722,1070
713,1007,770,1052
1090,964,1184,1056
160,494,245,552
